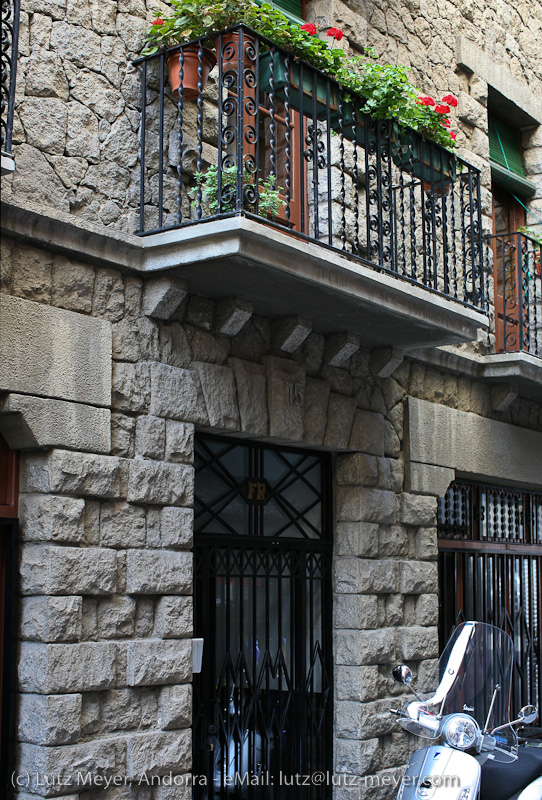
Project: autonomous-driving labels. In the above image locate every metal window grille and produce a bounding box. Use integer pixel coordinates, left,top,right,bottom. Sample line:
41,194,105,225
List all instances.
438,480,542,717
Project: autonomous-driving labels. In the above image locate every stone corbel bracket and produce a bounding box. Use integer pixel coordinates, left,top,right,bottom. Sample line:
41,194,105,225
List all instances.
142,276,187,320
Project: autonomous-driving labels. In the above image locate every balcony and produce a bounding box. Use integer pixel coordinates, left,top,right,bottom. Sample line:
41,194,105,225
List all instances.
489,231,541,358
483,230,542,400
0,0,20,175
135,26,487,349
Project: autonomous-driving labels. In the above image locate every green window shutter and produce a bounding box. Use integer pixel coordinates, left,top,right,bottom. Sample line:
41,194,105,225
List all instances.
272,0,303,18
489,116,525,177
254,0,304,24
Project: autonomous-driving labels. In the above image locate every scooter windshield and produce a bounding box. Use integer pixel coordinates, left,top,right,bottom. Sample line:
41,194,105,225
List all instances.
400,621,518,761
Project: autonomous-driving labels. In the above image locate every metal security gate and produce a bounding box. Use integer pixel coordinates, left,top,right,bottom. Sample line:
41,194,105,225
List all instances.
193,436,332,799
438,480,542,716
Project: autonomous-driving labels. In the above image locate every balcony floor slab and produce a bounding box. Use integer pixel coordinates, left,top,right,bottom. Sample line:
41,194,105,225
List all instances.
2,199,488,351
481,352,542,402
142,217,488,350
411,347,542,403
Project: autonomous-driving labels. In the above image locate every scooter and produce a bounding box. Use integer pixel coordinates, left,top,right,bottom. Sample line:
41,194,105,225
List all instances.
390,621,542,800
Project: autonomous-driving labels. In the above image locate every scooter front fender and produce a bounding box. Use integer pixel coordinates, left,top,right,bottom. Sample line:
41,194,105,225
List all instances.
516,776,542,800
396,745,481,799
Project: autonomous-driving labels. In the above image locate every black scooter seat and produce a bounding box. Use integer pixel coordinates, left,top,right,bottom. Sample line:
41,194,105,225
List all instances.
480,748,542,800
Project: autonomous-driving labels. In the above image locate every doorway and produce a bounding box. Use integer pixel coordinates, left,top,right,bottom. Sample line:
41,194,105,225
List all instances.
491,187,527,353
193,435,332,799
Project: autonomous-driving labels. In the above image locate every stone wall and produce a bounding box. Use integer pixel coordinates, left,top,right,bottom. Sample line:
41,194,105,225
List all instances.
333,451,439,797
2,238,541,439
4,0,542,232
1,237,541,798
2,0,542,796
3,0,541,364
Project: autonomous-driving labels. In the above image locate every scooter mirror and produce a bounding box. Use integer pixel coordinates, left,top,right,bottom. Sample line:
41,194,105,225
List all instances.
392,665,413,686
518,705,538,725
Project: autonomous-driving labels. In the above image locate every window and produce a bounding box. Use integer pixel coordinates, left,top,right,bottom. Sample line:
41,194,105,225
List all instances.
488,114,540,354
255,0,304,23
488,115,535,199
0,435,18,519
438,480,541,718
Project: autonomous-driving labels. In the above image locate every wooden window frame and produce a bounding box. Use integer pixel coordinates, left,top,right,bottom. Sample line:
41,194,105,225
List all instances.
0,435,18,519
0,519,17,800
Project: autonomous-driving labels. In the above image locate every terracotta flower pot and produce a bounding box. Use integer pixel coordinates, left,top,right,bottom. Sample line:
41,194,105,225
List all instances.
167,46,217,100
218,30,256,74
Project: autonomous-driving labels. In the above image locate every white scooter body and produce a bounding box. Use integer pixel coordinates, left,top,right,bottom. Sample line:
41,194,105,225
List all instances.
396,746,481,799
516,776,542,800
391,622,541,800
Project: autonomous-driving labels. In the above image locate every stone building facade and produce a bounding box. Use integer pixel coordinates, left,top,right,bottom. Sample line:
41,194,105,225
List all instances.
0,0,541,799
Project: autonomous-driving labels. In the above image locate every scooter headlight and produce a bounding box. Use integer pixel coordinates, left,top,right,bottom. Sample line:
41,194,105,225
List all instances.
441,713,479,750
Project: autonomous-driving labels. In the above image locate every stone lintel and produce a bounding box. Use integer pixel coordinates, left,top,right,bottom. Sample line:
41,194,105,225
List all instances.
407,462,455,497
456,35,542,126
408,397,542,491
0,294,112,407
0,394,111,453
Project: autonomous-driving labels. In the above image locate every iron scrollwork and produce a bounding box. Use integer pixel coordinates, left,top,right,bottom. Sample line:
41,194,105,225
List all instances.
1,0,20,156
137,23,488,314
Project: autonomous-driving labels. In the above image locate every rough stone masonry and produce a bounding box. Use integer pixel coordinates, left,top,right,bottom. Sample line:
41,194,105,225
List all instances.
1,0,541,798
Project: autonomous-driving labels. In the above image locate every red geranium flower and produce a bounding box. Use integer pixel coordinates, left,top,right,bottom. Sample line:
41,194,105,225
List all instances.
441,94,458,107
442,118,451,127
301,22,317,35
449,131,457,141
434,104,451,114
152,17,164,25
416,95,435,106
327,27,344,40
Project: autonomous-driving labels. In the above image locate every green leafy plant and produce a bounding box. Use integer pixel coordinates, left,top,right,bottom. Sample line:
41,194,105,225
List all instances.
143,0,458,149
518,226,542,247
343,63,414,120
518,226,542,279
142,0,255,54
194,164,286,217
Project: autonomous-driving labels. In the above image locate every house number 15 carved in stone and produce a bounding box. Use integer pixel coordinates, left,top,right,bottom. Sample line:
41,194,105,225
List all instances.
288,381,304,408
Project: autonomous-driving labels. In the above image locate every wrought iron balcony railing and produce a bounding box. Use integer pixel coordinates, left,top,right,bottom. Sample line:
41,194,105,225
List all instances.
489,231,541,358
135,25,485,311
1,0,20,161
